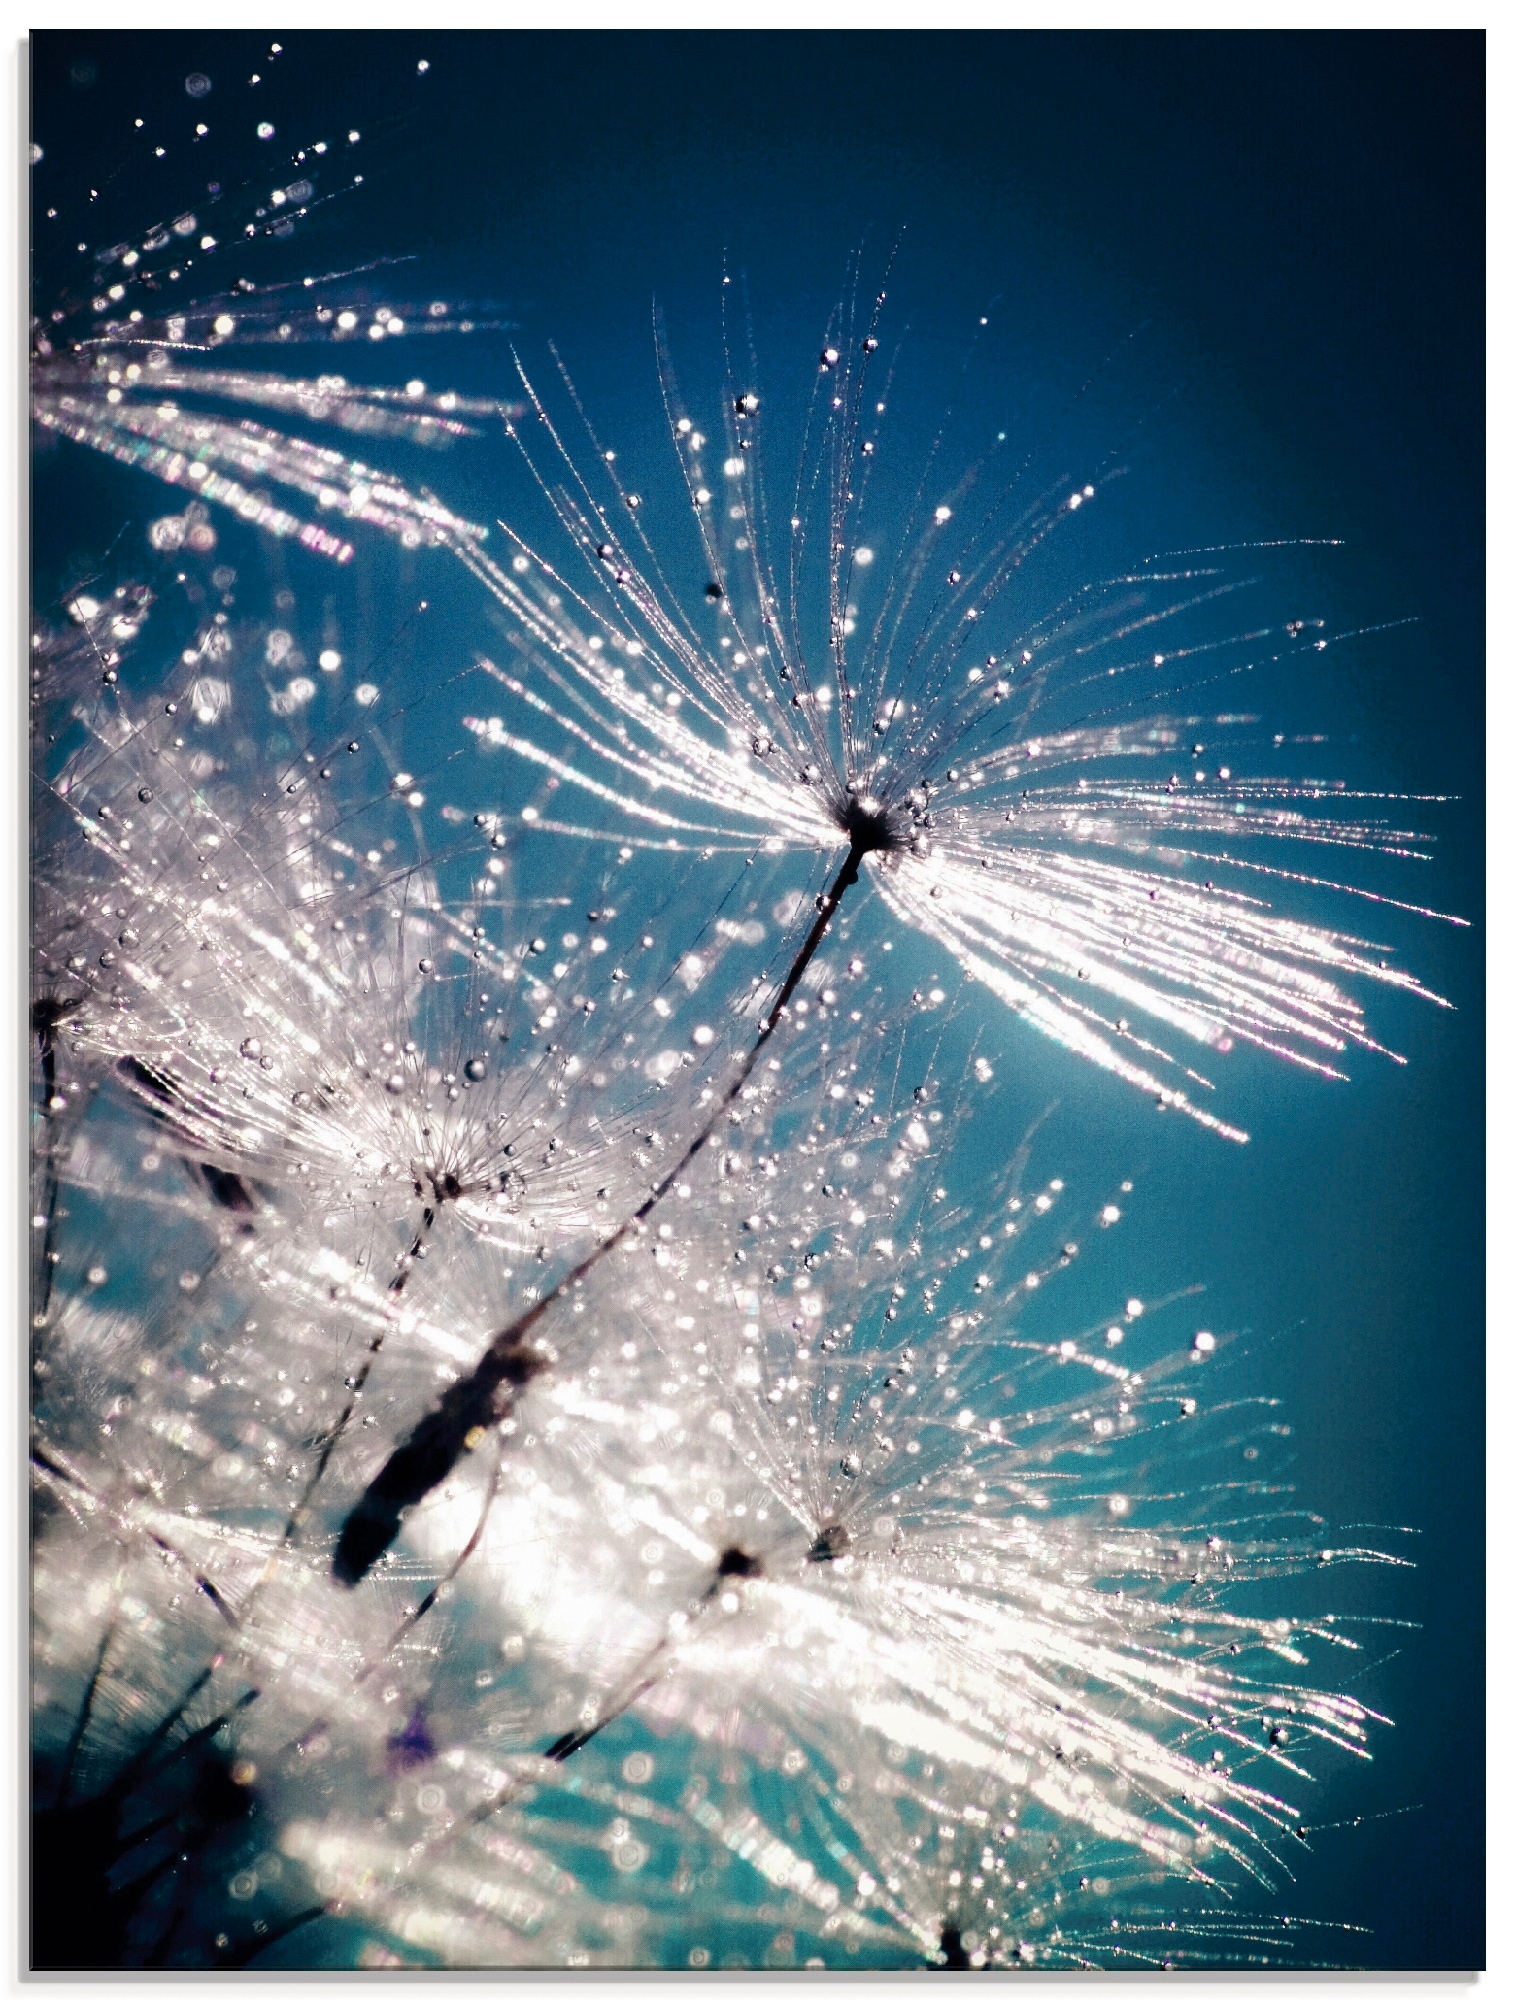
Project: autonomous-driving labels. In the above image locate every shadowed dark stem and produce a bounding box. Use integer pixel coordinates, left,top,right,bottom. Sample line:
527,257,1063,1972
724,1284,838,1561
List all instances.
220,1904,327,1969
33,1152,65,1327
938,1924,971,1970
31,1004,76,1326
273,1201,440,1561
52,1622,113,1809
333,836,874,1586
354,1437,506,1685
31,1447,239,1626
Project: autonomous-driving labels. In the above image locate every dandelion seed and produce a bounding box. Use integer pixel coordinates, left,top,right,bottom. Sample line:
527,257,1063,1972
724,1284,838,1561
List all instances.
348,1111,1400,1962
33,117,1424,1972
421,299,1458,1162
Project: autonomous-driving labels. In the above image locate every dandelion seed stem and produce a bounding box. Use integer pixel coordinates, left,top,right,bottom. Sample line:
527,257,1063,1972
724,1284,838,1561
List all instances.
220,1906,327,1969
542,1666,665,1763
31,1001,79,1325
355,1438,505,1682
52,1620,114,1809
543,1547,760,1760
268,1202,441,1577
938,1923,972,1970
333,838,873,1586
31,1446,239,1628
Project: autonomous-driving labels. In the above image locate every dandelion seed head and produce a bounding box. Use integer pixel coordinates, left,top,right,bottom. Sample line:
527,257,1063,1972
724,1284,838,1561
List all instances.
31,129,1425,1969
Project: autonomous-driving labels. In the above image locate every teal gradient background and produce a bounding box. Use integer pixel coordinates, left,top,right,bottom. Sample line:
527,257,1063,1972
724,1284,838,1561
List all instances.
31,29,1483,1968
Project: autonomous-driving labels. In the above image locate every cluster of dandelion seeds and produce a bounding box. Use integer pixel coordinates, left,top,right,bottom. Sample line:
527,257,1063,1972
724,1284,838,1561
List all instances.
31,129,1440,1966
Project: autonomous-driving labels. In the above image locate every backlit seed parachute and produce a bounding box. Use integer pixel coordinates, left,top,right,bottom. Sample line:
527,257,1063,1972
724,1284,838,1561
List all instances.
29,1163,414,1968
329,1076,1401,1961
445,297,1461,1140
265,1743,917,1969
28,573,744,1572
32,73,1458,1135
32,85,1417,1965
33,141,1457,1146
26,1078,993,1971
32,361,499,567
33,80,517,573
31,759,1403,1969
31,583,706,1292
30,1530,326,1970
